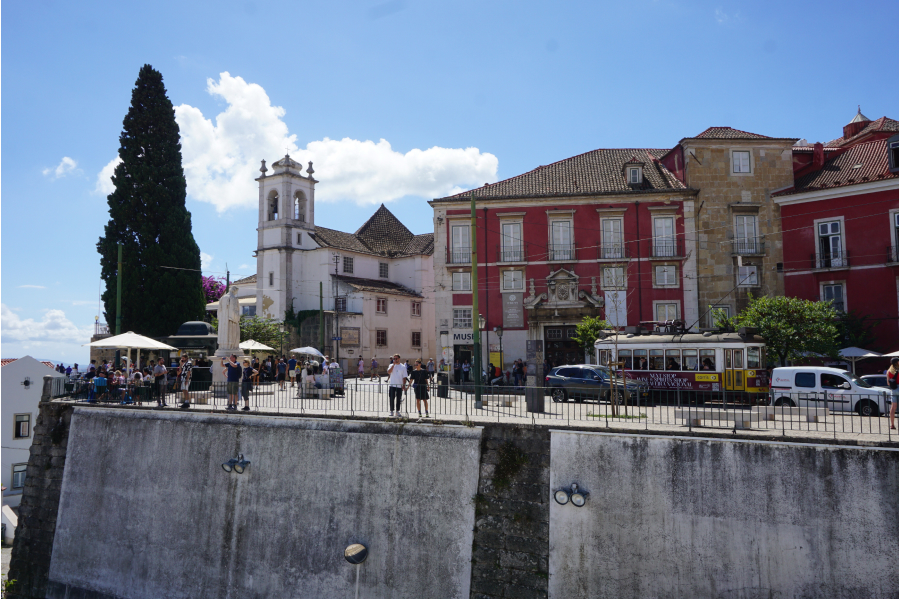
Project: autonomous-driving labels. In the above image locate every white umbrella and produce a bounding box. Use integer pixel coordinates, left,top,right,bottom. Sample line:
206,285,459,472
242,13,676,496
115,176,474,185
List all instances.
838,346,883,374
85,331,178,372
240,339,275,352
290,346,325,359
882,350,900,358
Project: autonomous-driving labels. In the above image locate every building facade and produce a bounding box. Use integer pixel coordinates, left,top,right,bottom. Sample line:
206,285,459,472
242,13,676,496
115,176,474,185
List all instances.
774,111,899,359
430,149,698,379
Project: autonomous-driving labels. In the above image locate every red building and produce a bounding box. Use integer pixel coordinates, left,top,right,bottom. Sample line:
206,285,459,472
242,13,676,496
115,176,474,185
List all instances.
774,110,898,365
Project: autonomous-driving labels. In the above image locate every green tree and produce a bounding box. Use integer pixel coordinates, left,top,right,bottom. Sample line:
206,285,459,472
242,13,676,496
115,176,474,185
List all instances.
97,64,205,337
240,316,288,351
735,295,840,366
835,310,881,351
572,316,609,361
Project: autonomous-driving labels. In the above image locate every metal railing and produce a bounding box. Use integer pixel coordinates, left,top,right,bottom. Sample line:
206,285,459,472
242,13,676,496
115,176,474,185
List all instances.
49,379,895,442
732,238,766,255
650,239,684,258
813,250,849,269
94,322,110,336
597,244,629,260
547,243,576,261
497,245,525,263
446,247,471,265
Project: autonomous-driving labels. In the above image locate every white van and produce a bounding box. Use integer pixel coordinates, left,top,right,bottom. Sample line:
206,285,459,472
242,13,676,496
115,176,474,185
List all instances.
770,366,890,417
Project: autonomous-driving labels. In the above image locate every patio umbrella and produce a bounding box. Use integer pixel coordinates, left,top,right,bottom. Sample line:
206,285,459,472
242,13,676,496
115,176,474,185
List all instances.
882,350,900,358
240,339,275,353
290,346,325,359
85,331,178,372
838,346,883,374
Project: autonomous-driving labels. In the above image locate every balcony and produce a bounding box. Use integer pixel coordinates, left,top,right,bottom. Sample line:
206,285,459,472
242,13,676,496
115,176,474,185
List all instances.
888,246,899,264
547,243,576,262
597,244,630,261
446,247,471,265
497,244,526,263
812,251,849,270
650,239,684,259
732,238,766,256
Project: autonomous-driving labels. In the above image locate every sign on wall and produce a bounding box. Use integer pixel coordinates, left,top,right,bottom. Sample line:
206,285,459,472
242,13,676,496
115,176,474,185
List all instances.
453,333,474,343
503,292,524,328
340,327,360,346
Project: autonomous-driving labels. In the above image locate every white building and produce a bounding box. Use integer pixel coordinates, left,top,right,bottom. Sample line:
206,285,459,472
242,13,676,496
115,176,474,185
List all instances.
1,357,64,508
212,155,436,369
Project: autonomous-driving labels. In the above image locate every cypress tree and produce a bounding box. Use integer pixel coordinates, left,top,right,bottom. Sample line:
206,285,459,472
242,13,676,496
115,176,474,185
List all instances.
97,64,205,337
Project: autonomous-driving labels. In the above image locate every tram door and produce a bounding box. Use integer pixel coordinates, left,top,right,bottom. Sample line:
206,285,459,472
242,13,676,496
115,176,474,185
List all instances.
724,349,745,391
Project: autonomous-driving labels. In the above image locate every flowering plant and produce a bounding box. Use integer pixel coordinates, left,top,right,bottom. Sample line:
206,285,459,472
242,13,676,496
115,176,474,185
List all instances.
202,275,227,304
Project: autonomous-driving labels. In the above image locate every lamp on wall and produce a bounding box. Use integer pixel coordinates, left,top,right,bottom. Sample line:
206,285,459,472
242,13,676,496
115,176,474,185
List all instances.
222,453,251,474
554,482,588,507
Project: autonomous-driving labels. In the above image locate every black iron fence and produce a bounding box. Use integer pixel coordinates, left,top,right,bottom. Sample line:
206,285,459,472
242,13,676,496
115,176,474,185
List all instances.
49,378,896,441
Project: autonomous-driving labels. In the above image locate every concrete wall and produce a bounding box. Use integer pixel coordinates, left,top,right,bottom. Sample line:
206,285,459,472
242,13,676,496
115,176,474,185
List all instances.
48,410,482,598
548,431,899,599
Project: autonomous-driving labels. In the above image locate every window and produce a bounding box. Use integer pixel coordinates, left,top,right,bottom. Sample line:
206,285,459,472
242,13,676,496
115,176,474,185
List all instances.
452,272,471,291
376,330,387,346
343,256,354,274
14,414,31,439
450,224,470,264
653,216,676,257
649,349,664,370
699,349,716,371
665,350,681,371
500,222,523,262
546,328,562,339
708,304,732,328
737,265,758,286
12,464,26,489
411,331,422,347
269,272,274,287
603,267,625,289
241,305,257,317
747,347,761,369
655,265,676,286
550,220,573,260
817,220,844,267
633,349,647,369
453,308,472,329
503,270,523,290
822,283,844,312
629,167,641,184
734,215,759,254
601,218,624,259
732,150,751,173
411,301,421,317
682,350,698,371
617,349,632,369
297,233,302,244
294,194,304,220
795,372,816,388
268,192,279,220
376,298,387,314
890,140,899,172
335,296,347,312
379,262,389,278
890,211,899,262
656,303,678,321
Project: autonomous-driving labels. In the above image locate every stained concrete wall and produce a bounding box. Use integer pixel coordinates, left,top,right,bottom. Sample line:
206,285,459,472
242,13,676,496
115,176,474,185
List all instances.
548,431,899,599
47,409,482,598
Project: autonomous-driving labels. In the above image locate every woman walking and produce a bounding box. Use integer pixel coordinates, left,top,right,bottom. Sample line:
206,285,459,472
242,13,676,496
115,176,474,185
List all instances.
410,359,430,420
887,357,898,430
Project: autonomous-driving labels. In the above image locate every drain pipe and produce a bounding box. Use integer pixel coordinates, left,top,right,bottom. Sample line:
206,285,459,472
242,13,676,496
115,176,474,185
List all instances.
635,201,643,323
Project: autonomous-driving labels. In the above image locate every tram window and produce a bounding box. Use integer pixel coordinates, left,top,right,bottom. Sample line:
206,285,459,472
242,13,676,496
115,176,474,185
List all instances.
699,349,716,371
733,350,744,369
747,347,761,369
599,350,611,366
649,350,664,370
795,373,815,388
633,350,648,370
665,350,681,371
682,350,698,371
618,350,632,370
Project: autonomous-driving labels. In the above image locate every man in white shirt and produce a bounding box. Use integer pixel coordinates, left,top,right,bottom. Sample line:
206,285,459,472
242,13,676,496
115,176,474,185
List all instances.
386,353,409,418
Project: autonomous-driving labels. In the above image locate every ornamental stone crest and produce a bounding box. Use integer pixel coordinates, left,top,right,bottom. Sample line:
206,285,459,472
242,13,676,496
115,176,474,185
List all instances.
524,268,603,310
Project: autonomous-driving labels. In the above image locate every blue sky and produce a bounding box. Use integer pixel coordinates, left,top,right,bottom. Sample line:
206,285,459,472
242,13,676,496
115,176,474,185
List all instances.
2,0,897,365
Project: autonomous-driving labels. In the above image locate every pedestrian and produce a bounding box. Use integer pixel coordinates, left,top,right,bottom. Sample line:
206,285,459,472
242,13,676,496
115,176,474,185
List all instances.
888,357,899,430
222,354,242,410
427,357,435,381
177,355,193,409
65,365,72,377
370,357,379,381
462,359,470,382
241,359,257,411
410,359,430,420
251,357,261,383
153,360,168,406
386,353,409,417
513,359,522,387
288,355,297,387
276,356,287,390
73,363,80,376
454,359,461,382
358,357,365,379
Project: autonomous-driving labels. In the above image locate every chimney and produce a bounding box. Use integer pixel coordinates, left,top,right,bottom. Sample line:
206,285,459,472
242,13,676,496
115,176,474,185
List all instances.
812,142,825,170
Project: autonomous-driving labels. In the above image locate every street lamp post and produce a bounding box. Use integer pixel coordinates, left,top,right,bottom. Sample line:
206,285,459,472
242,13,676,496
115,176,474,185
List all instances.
475,313,486,408
494,326,503,382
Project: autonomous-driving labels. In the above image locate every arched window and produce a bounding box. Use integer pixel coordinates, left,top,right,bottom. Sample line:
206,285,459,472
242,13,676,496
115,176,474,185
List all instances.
294,191,306,222
268,191,279,221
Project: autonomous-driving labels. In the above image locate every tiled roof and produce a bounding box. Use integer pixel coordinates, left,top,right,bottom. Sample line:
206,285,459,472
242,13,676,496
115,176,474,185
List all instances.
692,126,772,140
310,204,434,257
774,139,898,196
333,274,423,298
824,116,898,148
434,148,688,202
232,274,256,285
1,358,56,369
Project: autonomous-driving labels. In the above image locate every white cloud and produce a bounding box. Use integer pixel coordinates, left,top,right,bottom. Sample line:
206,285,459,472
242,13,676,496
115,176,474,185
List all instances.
1,304,93,345
238,264,251,270
200,252,213,269
18,285,47,289
172,72,498,212
94,156,122,196
43,156,80,179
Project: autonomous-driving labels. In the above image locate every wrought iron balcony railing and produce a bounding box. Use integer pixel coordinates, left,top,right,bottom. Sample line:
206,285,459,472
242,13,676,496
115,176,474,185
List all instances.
446,247,471,265
812,251,849,270
732,238,766,255
597,244,630,260
547,243,576,261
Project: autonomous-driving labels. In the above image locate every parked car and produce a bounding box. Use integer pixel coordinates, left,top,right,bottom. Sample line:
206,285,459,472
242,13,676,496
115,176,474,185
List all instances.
545,364,648,404
860,374,889,390
770,366,890,416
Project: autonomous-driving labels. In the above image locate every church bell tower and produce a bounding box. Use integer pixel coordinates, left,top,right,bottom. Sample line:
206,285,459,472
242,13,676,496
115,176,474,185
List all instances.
255,154,318,319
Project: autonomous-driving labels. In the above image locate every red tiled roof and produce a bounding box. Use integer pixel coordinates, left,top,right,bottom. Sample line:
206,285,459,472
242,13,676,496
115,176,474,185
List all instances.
692,126,772,140
774,139,898,197
433,148,689,202
309,204,434,257
333,274,423,298
824,116,898,148
1,358,56,369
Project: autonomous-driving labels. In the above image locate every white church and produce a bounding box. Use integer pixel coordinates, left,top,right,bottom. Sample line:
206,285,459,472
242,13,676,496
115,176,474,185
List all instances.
218,154,435,371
